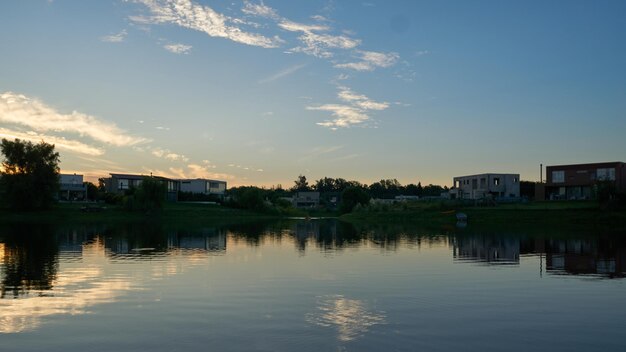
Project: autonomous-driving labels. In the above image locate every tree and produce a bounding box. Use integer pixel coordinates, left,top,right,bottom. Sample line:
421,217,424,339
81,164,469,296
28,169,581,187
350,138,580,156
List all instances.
85,182,98,202
0,139,60,210
340,186,371,213
292,174,311,192
126,177,166,212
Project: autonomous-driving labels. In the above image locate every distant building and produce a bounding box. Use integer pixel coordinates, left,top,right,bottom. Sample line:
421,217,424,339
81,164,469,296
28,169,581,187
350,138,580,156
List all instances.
542,162,626,200
104,173,180,201
449,173,520,200
58,174,87,201
179,179,227,198
292,192,320,208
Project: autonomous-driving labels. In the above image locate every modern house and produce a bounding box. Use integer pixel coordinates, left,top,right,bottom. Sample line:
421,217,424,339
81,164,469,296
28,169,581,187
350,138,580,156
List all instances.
541,162,625,200
448,173,520,200
58,174,87,201
179,179,227,198
292,191,320,208
104,173,180,202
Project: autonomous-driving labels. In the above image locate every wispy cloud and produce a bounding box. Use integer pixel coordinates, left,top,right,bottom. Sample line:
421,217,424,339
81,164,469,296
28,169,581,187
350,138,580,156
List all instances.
279,19,360,58
163,43,192,54
335,50,399,71
242,2,361,59
308,86,389,129
143,164,234,180
130,0,283,48
151,147,189,162
0,128,104,156
0,92,148,147
258,63,306,83
100,29,127,43
242,1,280,20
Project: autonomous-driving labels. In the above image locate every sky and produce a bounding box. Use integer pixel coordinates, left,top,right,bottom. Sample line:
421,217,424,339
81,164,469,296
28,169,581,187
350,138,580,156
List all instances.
1,0,625,187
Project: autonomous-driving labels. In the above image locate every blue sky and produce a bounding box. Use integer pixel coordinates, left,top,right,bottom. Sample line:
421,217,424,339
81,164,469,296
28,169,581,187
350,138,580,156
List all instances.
1,0,625,187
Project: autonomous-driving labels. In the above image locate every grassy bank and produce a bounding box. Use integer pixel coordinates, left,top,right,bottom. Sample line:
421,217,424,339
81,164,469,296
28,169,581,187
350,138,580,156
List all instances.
0,202,280,226
340,201,626,232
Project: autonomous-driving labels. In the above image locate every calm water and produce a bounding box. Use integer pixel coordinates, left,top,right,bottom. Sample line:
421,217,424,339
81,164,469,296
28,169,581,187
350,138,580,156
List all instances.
1,220,625,351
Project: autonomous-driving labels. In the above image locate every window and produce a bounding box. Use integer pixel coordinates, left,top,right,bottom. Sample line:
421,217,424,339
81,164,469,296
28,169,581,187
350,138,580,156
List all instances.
513,177,518,183
167,181,177,191
209,182,220,188
119,179,129,190
493,177,500,186
552,171,564,183
597,168,616,181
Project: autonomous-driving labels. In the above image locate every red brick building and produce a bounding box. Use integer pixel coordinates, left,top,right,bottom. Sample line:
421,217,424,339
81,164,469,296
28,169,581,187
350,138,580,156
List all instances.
541,162,626,200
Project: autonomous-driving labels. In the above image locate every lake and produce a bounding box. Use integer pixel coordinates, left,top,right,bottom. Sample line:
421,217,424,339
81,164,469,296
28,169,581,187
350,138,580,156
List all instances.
1,219,625,351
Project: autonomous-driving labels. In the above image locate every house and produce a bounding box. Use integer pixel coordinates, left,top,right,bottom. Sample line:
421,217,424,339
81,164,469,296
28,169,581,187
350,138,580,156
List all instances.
58,174,87,201
104,173,180,201
292,191,320,208
541,162,625,200
449,173,520,200
179,179,227,198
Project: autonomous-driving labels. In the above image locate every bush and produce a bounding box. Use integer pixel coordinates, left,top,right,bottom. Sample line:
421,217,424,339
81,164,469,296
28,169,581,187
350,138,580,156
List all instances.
340,186,371,214
125,177,166,213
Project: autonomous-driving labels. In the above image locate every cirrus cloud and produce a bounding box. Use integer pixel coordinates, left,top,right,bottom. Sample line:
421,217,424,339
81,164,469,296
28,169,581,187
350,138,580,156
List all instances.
130,0,283,48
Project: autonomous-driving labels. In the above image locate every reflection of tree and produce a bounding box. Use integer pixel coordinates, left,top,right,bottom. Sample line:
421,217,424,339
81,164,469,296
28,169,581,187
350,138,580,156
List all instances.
1,223,59,298
103,221,168,254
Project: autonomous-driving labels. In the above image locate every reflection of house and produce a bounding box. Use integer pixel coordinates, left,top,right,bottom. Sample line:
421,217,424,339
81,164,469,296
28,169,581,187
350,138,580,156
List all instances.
544,238,625,277
540,162,626,200
58,174,87,201
104,173,180,201
453,236,520,264
292,192,320,208
449,173,520,200
179,179,227,198
168,229,227,252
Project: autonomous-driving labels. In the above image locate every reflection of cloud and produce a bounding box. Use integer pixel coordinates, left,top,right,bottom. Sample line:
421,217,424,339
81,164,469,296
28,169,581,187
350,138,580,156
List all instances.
131,0,282,48
0,239,133,334
306,295,385,342
0,92,147,147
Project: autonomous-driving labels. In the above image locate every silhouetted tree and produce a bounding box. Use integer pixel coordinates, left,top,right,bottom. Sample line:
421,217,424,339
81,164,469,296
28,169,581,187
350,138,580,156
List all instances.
0,138,60,210
84,182,98,201
340,186,371,213
292,174,311,192
126,177,166,212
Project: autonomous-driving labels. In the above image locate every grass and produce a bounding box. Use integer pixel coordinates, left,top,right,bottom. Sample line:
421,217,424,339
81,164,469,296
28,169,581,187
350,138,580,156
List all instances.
340,200,626,232
2,200,625,234
0,202,279,226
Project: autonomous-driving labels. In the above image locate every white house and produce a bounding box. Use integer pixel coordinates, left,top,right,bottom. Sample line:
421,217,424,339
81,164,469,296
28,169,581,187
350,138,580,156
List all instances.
449,173,520,200
59,174,87,201
179,179,227,197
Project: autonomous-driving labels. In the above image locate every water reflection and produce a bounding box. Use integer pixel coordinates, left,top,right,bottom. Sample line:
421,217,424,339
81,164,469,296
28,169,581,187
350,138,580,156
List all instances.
306,294,386,342
453,235,520,265
544,238,626,278
1,220,625,335
1,223,58,298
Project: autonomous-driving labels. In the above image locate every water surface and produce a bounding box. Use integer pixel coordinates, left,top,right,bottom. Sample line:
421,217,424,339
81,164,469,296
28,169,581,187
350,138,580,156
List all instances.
1,220,625,351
